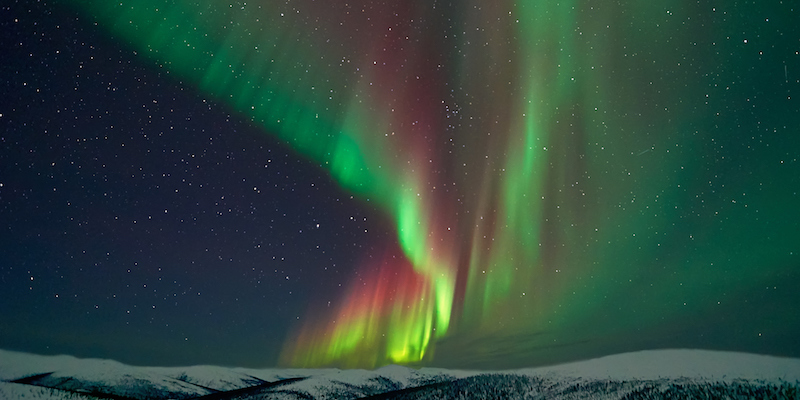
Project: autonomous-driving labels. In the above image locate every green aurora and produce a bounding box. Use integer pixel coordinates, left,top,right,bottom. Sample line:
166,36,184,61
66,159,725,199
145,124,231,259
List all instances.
62,0,799,368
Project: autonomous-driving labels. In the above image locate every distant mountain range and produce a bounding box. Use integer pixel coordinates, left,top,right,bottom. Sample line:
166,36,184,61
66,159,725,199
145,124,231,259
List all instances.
1,349,798,399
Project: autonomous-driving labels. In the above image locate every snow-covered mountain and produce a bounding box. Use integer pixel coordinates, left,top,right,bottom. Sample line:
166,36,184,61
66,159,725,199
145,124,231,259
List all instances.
1,348,798,399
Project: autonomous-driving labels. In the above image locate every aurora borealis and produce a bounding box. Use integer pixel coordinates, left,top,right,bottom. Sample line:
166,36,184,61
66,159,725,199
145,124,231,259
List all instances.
2,0,799,369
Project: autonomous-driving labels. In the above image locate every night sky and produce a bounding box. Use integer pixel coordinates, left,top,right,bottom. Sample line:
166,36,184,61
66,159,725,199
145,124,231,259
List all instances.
1,0,799,369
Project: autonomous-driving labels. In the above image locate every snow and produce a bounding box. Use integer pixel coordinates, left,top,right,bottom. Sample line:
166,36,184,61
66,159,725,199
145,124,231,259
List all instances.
1,347,798,400
519,349,800,381
281,368,396,398
233,366,333,382
4,348,799,384
0,350,118,380
0,381,65,400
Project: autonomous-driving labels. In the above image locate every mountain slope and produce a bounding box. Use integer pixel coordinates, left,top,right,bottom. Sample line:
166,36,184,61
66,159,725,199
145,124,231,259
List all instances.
1,349,798,399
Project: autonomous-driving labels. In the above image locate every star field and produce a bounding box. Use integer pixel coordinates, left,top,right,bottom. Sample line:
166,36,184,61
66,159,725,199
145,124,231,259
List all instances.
1,0,394,365
1,0,799,369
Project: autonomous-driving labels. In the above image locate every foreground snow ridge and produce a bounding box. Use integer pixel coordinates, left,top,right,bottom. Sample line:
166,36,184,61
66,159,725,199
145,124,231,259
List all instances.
1,349,798,399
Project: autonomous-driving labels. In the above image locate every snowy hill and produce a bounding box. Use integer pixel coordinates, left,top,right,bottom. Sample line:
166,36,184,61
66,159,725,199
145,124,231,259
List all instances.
1,348,798,399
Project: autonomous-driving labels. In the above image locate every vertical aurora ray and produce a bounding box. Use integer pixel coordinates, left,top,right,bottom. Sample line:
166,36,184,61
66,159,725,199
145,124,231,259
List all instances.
64,0,800,368
285,250,438,367
455,0,575,330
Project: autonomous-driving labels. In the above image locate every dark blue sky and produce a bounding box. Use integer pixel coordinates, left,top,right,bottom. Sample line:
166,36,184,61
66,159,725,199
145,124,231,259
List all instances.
2,0,799,369
1,0,397,366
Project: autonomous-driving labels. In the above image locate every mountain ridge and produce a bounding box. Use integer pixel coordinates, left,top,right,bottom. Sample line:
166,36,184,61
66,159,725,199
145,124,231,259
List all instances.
1,348,798,399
